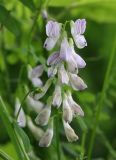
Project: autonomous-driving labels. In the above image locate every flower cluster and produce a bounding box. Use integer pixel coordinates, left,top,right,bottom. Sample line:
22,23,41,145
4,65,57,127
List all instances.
31,19,88,146
15,19,88,148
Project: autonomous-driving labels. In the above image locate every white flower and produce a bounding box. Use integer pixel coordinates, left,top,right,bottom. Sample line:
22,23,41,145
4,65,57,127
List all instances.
15,98,26,128
58,64,69,85
27,116,44,141
39,122,53,147
52,85,62,107
63,120,78,142
63,94,73,123
26,96,44,113
69,73,87,91
44,21,62,51
35,105,51,126
70,19,87,49
67,91,84,117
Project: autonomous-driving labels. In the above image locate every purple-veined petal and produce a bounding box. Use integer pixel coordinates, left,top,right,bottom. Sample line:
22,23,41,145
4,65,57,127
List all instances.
58,64,69,85
52,85,62,107
73,54,86,68
46,20,61,38
47,52,61,66
73,35,87,49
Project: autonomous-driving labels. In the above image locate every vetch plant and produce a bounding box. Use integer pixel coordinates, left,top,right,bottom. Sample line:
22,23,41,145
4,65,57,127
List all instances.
29,18,88,147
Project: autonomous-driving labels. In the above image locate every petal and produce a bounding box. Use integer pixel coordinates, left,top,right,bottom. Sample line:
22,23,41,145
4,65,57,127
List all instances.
73,54,86,68
46,20,61,37
52,85,62,107
31,65,44,78
47,52,61,66
47,66,57,77
58,64,69,85
63,120,78,142
35,106,51,126
73,35,87,49
69,73,87,90
27,96,44,113
31,78,43,87
39,128,53,147
27,116,44,141
75,19,86,35
44,37,58,51
63,95,73,123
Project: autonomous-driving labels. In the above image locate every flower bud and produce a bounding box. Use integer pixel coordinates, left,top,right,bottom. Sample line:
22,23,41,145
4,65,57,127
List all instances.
63,95,73,123
63,120,78,142
35,105,51,126
39,121,53,147
27,116,44,141
58,64,69,85
69,73,87,91
41,9,48,19
46,20,61,38
15,98,26,128
52,85,62,107
30,65,44,78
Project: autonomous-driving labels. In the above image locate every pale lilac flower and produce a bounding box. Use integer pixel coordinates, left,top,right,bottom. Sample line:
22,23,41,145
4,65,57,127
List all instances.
44,21,62,51
52,85,62,107
15,98,26,128
63,120,78,142
67,91,84,117
26,95,44,113
63,94,73,123
35,105,51,126
27,116,44,141
60,38,86,72
70,19,87,49
69,73,87,91
39,121,53,147
58,64,69,84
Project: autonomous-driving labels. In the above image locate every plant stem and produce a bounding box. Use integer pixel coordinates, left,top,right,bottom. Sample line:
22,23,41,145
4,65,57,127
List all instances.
55,114,61,160
87,35,116,159
80,131,87,160
0,149,14,160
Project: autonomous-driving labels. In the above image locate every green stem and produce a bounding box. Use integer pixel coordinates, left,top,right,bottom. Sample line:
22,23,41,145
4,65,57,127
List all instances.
87,35,116,159
55,114,61,160
80,131,87,160
0,149,14,160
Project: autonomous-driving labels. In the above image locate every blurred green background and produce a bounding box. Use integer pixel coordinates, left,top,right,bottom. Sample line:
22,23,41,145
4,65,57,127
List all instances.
0,0,116,160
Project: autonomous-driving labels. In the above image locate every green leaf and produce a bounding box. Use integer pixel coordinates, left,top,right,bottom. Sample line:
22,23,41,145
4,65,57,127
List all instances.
13,122,31,153
18,0,36,11
0,5,22,36
48,0,75,6
0,149,14,160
